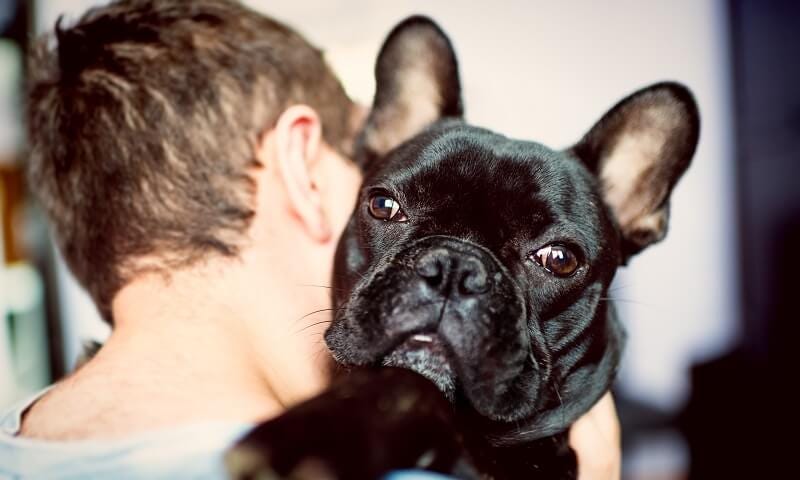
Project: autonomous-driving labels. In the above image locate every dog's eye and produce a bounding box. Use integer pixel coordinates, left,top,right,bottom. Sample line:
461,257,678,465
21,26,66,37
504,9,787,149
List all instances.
532,244,579,277
368,195,407,222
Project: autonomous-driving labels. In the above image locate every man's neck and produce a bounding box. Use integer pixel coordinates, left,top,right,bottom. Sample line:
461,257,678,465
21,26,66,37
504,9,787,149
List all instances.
20,261,311,440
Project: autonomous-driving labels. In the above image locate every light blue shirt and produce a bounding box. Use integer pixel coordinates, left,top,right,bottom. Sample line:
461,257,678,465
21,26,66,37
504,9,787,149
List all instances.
0,390,451,479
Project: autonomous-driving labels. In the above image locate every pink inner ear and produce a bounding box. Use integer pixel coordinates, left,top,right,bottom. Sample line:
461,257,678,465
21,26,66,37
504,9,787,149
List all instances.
596,101,688,244
362,16,462,160
600,131,669,229
363,67,443,157
570,84,698,252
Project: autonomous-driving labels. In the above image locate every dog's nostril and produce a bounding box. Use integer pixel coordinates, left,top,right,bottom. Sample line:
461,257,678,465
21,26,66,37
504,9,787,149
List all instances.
459,259,490,294
415,249,447,283
416,259,442,280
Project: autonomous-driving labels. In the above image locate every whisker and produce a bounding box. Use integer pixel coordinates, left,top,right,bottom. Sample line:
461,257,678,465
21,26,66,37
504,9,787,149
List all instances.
598,296,649,304
304,330,330,339
297,320,332,333
598,296,688,317
607,283,630,293
294,308,336,324
552,380,565,426
313,347,329,362
296,284,348,292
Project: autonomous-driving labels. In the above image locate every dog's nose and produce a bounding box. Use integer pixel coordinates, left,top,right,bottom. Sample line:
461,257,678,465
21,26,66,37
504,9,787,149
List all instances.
415,248,490,296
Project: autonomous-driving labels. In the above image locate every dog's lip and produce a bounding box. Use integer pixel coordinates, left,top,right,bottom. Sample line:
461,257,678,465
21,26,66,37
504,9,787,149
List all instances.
386,330,452,360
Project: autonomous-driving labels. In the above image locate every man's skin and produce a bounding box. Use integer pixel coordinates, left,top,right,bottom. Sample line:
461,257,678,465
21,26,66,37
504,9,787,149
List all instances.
20,104,619,478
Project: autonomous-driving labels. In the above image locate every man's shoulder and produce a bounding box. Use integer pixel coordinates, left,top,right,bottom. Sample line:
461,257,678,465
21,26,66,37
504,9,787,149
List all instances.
0,406,251,479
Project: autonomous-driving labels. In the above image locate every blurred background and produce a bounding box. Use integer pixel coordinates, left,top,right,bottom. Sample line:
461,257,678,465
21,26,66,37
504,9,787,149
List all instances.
0,0,793,478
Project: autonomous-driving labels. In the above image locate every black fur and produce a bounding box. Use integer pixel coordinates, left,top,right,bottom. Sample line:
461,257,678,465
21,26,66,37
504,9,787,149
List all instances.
229,15,699,480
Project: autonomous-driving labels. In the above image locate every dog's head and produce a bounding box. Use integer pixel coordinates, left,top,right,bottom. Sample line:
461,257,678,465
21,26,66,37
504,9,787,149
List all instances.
325,17,699,442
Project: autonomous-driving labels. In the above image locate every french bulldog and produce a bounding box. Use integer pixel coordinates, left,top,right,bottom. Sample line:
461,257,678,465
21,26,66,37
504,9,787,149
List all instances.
228,15,699,480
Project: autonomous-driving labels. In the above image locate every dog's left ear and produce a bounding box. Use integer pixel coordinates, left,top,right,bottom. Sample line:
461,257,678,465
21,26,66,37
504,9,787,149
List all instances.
570,82,700,259
358,16,463,165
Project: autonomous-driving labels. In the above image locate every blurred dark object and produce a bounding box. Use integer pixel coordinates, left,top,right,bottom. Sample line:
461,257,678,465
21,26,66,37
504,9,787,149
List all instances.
730,0,800,358
1,0,64,382
0,0,19,37
0,0,28,46
681,1,799,477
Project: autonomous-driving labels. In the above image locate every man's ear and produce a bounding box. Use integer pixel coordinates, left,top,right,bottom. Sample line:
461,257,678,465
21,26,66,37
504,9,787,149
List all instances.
358,15,463,166
570,82,700,259
266,105,331,242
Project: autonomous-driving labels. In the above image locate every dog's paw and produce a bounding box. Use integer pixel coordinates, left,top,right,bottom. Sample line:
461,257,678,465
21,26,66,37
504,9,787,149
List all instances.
225,444,338,480
224,414,352,480
224,368,468,480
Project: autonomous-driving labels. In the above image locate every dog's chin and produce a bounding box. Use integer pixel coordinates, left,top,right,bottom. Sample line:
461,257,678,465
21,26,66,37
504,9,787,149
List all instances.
379,333,535,423
381,333,457,401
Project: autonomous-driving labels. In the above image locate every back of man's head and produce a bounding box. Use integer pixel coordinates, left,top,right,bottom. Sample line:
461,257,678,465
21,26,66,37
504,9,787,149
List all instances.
27,0,354,321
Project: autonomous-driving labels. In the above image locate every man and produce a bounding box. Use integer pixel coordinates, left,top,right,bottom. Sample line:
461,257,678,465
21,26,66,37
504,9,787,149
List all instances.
0,1,619,478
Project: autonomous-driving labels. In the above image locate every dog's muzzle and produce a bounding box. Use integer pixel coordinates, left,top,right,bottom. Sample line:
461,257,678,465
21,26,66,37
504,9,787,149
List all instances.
327,236,540,421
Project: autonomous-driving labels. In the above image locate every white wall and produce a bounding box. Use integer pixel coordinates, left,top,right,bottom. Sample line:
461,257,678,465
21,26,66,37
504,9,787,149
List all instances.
41,0,737,413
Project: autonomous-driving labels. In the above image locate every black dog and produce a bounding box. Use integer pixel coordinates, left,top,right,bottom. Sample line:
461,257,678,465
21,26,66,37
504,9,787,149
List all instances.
228,16,699,480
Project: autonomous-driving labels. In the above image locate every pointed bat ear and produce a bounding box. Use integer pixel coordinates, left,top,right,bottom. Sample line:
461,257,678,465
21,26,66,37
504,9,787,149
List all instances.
570,82,700,259
357,16,463,166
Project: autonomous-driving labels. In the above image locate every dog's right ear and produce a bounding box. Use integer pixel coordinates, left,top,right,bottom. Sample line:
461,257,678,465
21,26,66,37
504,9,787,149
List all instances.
358,16,462,165
570,82,700,260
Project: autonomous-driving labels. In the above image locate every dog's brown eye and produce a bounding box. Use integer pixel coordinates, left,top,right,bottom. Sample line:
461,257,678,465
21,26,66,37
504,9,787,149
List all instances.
533,244,579,277
368,195,407,221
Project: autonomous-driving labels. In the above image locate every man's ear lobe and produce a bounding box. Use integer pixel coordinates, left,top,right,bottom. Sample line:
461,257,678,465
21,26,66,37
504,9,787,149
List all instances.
570,82,700,258
358,15,463,165
268,105,331,242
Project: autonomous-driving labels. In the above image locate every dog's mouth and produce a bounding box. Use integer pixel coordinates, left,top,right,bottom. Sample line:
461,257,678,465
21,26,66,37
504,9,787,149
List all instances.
381,332,458,399
329,292,539,421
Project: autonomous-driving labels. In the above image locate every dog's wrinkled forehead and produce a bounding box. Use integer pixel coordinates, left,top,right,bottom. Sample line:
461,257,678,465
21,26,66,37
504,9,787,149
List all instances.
364,123,611,262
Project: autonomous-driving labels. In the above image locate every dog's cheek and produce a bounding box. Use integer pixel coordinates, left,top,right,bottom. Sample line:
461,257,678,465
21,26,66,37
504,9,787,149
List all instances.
541,282,604,354
539,284,615,413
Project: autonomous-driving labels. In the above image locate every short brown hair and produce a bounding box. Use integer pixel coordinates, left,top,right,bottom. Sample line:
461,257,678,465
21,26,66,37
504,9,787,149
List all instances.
27,0,355,321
